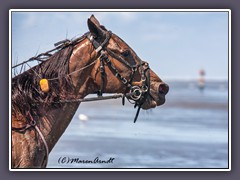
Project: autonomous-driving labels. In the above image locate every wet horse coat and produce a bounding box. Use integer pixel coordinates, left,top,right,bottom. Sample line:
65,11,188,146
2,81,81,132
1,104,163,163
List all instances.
11,15,169,168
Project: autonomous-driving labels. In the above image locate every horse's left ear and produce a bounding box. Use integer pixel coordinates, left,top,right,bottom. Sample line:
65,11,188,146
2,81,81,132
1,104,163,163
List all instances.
87,15,105,38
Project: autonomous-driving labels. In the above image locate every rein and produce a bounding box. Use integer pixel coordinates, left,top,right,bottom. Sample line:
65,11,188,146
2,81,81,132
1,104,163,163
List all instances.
12,111,49,167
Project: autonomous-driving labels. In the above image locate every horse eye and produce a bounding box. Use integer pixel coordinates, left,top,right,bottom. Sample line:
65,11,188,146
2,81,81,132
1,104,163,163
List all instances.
121,50,130,57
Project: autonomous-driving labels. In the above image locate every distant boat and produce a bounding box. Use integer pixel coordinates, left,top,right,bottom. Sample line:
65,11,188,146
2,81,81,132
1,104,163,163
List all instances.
78,114,88,121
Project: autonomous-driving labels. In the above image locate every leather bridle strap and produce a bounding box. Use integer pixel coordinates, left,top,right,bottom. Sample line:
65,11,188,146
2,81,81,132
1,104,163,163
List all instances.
105,48,135,69
87,30,151,123
88,31,112,52
133,62,150,123
88,32,112,96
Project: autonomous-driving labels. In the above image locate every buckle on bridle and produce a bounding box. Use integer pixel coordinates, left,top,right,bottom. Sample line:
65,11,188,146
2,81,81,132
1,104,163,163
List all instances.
129,86,142,101
132,66,137,72
96,46,103,53
122,78,128,85
141,76,146,82
29,120,36,126
141,85,148,92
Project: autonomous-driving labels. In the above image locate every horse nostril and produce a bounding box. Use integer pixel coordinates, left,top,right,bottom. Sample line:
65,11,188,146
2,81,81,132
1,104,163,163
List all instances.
158,83,169,95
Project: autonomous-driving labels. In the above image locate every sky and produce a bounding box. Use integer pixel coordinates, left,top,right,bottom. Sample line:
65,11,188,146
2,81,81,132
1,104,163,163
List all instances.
11,11,229,81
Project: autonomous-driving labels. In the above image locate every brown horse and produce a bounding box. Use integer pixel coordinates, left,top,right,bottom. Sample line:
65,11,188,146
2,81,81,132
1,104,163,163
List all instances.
11,15,169,168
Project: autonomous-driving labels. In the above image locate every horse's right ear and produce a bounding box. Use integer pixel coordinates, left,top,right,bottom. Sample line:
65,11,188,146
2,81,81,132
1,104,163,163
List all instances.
87,15,105,38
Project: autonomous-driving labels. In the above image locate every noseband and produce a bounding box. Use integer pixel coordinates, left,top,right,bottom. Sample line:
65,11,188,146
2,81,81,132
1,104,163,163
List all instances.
87,31,150,123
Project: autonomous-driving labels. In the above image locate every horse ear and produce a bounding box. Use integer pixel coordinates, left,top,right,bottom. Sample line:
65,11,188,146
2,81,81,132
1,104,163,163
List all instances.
87,15,105,38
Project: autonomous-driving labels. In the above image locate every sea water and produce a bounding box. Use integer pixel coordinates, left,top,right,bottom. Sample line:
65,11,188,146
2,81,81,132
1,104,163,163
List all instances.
47,80,229,169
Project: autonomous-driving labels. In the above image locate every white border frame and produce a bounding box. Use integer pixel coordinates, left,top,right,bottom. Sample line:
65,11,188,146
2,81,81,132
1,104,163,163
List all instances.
9,9,231,171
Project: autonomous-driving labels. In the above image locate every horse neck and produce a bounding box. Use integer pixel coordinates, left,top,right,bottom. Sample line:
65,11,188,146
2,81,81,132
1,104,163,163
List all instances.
38,38,98,152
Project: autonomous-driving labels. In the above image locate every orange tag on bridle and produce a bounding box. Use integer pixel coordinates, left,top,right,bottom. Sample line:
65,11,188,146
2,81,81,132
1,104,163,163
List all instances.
39,79,49,93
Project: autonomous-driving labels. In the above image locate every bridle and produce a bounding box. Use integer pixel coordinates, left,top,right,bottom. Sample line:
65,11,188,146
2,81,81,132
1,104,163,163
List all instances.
87,30,151,123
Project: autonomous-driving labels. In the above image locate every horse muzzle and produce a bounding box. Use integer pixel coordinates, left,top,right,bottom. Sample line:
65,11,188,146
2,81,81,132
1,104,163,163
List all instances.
149,82,169,106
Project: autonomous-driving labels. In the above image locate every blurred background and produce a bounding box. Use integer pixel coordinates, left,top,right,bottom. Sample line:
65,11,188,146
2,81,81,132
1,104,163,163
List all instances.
11,11,229,168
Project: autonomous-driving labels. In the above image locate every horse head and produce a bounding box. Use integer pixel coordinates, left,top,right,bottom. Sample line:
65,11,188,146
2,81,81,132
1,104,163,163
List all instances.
84,15,169,110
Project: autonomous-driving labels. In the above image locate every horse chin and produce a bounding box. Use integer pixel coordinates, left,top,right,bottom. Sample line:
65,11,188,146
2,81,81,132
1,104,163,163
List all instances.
141,94,166,110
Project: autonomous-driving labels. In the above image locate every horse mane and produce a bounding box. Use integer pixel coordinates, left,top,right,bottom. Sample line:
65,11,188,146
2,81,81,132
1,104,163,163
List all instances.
12,44,74,118
12,32,92,119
